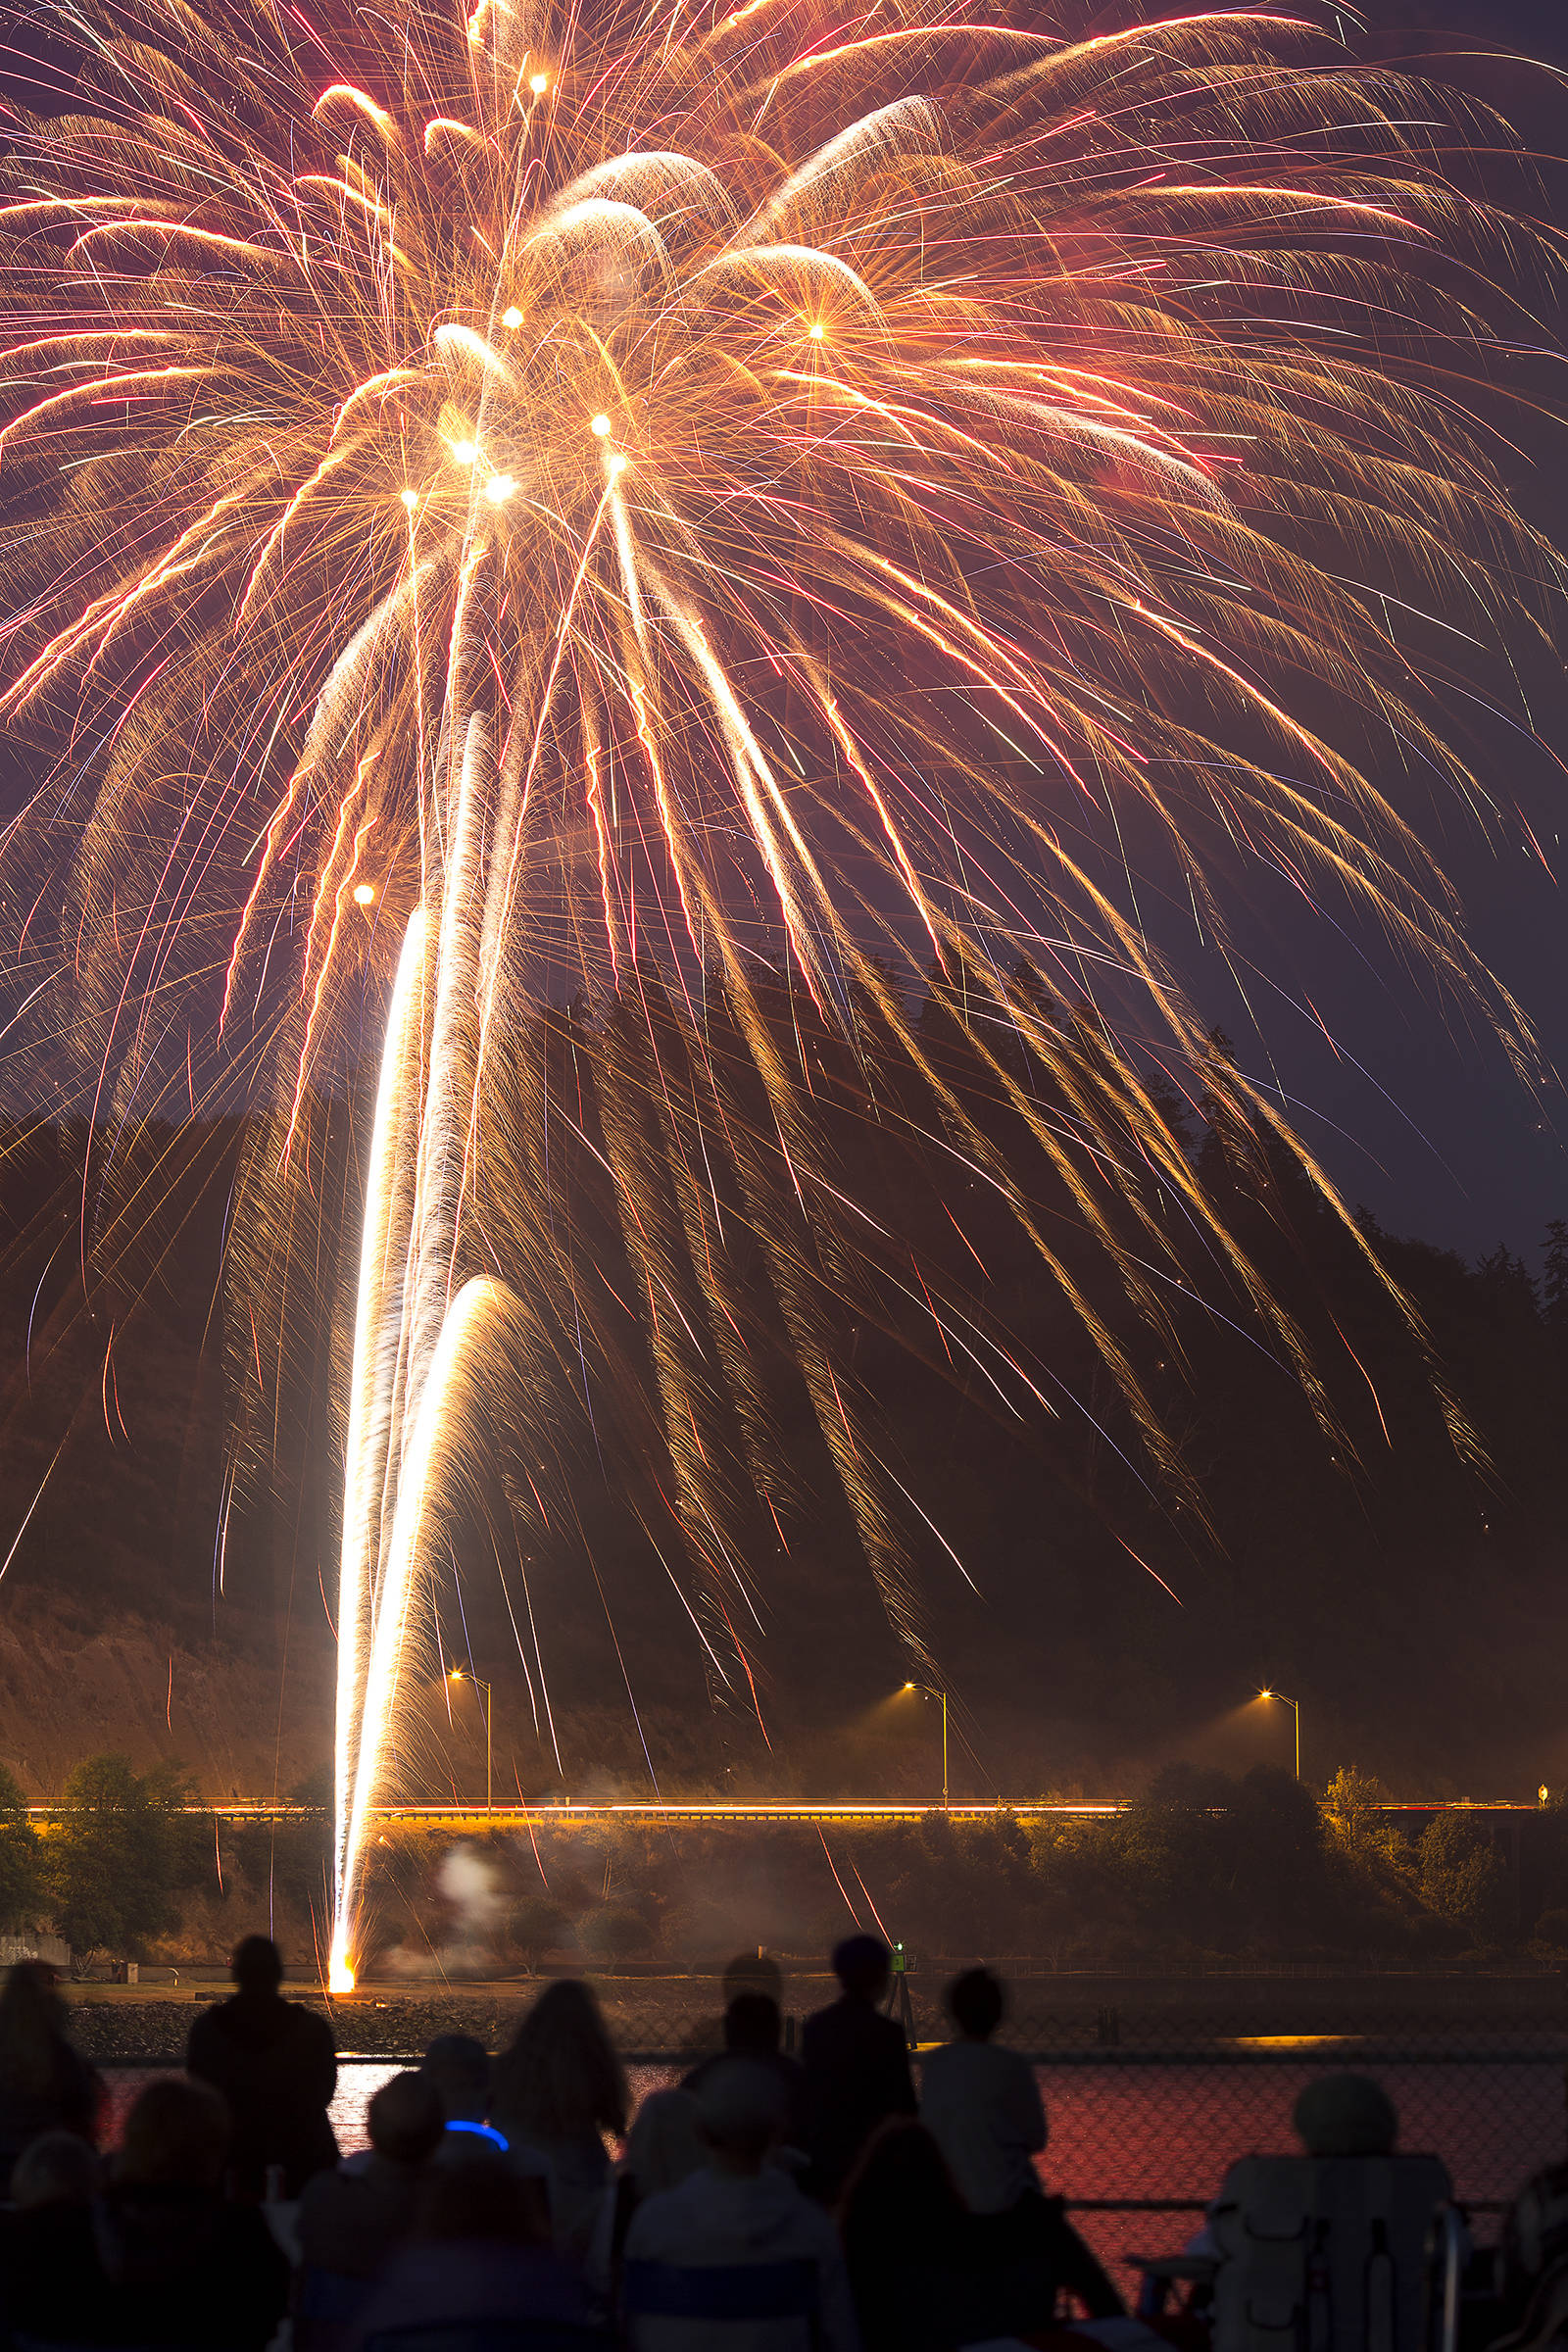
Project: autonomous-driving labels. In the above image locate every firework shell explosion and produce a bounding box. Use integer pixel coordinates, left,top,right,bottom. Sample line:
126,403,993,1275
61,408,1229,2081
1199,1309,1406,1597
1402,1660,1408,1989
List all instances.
0,0,1560,1981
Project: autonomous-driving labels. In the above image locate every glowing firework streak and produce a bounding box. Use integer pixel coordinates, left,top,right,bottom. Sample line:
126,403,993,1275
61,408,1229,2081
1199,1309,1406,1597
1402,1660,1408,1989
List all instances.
330,905,427,1984
330,1275,525,1990
0,0,1556,1985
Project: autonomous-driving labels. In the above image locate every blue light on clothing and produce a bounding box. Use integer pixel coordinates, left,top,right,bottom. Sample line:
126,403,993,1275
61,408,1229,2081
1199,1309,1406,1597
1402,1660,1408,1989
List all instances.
445,2120,511,2152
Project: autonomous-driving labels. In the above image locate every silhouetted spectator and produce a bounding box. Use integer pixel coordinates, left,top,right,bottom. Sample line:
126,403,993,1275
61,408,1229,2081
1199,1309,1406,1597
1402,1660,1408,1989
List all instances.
624,2058,858,2352
590,2086,706,2292
300,2070,445,2280
1294,2071,1398,2155
1140,2072,1443,2335
347,2150,591,2350
684,1992,808,2153
2,2075,289,2351
799,1936,915,2201
187,1934,338,2195
920,1967,1120,2319
681,1954,789,2073
0,1961,101,2195
419,2031,508,2156
839,2119,973,2352
725,1954,785,2006
491,1978,627,2260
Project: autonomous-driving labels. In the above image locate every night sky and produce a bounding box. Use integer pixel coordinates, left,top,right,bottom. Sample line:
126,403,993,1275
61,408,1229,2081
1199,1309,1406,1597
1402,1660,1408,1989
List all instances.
1153,0,1568,1265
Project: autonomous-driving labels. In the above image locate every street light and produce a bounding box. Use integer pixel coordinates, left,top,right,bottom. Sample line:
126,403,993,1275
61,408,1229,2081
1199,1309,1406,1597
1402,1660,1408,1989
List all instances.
903,1682,950,1807
1258,1689,1300,1781
450,1669,493,1810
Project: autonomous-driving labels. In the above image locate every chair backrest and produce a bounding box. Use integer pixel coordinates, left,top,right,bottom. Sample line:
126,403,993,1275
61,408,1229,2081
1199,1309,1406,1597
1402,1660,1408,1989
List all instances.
624,2257,820,2324
362,2324,610,2352
1209,2153,1451,2352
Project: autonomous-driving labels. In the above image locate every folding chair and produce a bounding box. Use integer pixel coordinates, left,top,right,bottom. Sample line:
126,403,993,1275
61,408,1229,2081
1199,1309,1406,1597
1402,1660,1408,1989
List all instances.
1206,2153,1458,2352
623,2255,820,2347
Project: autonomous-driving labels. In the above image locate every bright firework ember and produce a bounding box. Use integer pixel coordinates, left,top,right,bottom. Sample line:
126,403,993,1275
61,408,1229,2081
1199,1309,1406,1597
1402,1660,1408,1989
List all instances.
0,0,1558,1983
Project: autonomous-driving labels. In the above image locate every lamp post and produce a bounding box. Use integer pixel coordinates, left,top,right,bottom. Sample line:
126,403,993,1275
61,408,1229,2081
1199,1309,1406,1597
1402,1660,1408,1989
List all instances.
1259,1688,1300,1781
450,1669,493,1810
904,1682,949,1807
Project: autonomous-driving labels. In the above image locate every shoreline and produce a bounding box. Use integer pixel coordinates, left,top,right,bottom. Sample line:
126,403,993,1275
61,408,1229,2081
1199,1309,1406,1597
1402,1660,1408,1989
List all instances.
60,1968,1568,2064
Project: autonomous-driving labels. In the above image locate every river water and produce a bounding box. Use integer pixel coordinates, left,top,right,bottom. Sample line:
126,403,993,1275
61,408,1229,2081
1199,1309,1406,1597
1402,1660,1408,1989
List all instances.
101,2049,1562,2276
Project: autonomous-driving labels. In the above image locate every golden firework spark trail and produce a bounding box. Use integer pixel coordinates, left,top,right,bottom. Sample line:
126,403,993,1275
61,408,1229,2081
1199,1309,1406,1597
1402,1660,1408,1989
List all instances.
0,0,1561,1979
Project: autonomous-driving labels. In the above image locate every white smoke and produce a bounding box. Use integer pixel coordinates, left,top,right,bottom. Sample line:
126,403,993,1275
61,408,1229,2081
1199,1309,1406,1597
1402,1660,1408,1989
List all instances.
386,1840,507,1978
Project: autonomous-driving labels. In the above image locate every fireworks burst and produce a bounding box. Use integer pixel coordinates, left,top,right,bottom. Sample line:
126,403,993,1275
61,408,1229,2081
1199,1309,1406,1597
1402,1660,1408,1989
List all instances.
0,0,1559,1982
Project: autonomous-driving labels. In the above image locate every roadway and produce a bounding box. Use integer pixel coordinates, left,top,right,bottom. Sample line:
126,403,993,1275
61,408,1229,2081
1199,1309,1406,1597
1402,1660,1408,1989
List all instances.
24,1797,1545,1828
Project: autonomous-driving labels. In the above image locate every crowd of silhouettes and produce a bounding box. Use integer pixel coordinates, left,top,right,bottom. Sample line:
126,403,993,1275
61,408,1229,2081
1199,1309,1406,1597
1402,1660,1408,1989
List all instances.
3,1932,1555,2351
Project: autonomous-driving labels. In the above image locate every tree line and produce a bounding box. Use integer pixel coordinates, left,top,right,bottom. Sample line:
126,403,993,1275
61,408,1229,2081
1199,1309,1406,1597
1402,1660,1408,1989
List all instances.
7,1749,1567,1971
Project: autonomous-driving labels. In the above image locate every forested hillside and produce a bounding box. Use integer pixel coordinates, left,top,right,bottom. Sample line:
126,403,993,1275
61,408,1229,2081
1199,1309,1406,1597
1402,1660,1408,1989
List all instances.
0,960,1563,1803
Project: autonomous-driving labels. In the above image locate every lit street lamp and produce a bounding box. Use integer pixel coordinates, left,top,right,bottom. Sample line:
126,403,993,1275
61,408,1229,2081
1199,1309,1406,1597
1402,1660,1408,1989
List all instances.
1259,1688,1300,1781
903,1682,950,1807
450,1669,493,1810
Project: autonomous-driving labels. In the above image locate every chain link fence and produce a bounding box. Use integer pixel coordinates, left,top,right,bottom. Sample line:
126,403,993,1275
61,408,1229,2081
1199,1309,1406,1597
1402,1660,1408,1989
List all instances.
91,1972,1568,2281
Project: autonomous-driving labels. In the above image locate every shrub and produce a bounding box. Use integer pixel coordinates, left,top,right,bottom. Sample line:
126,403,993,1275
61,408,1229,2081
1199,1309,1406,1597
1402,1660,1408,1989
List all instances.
579,1904,649,1962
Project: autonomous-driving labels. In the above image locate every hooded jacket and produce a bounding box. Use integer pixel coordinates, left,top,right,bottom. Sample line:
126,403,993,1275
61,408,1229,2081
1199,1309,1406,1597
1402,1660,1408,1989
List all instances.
623,2162,859,2352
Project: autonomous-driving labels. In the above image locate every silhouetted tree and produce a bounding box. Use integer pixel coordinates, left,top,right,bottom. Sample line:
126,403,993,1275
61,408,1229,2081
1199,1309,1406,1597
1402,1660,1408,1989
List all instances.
1544,1220,1568,1329
1418,1813,1507,1939
0,1762,42,1933
47,1754,204,1962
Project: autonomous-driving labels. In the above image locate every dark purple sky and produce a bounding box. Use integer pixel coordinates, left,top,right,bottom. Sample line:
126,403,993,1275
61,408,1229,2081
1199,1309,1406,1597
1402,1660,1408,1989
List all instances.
1185,0,1568,1266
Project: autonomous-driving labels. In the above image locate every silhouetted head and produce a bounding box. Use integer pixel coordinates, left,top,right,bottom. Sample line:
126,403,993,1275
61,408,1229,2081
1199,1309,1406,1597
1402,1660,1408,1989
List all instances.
625,2088,704,2196
1294,2074,1397,2157
421,2032,492,2125
695,2058,787,2172
492,1978,627,2140
947,1967,1004,2041
0,1964,70,2095
832,1935,890,2001
368,2070,445,2165
416,2150,549,2245
721,1951,784,2007
117,2077,230,2191
723,1990,782,2056
230,1936,283,1992
840,2119,965,2259
11,2131,101,2209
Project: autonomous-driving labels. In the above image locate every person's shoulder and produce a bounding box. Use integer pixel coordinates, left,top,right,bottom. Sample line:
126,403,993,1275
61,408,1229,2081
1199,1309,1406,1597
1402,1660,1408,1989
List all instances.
623,2168,705,2253
300,2160,356,2213
970,2036,1032,2076
286,1997,334,2037
185,1995,234,2048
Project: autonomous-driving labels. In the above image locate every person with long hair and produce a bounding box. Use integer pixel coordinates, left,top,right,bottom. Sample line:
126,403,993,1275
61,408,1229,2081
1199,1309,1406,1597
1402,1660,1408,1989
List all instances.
490,1979,628,2261
0,1962,101,2196
838,2119,975,2352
